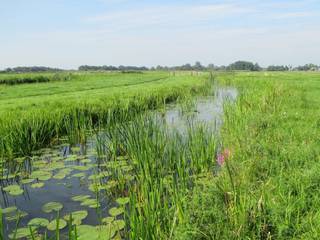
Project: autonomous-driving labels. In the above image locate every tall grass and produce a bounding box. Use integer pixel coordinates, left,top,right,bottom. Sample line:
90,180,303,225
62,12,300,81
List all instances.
0,72,213,159
173,71,320,239
0,73,73,85
95,114,217,239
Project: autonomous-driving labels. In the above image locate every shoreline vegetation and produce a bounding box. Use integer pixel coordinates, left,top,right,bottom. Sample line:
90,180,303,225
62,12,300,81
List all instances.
0,71,213,158
175,71,320,239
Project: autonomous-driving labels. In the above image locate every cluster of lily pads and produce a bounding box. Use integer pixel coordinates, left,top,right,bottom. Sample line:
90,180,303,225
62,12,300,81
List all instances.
0,145,133,239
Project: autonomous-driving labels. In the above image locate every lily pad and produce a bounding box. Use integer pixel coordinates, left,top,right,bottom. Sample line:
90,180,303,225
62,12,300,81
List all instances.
116,197,130,205
53,173,66,180
65,155,78,162
28,218,49,228
8,227,35,239
31,182,45,189
72,172,86,178
6,210,28,221
63,210,88,225
1,206,17,214
71,195,91,202
73,165,92,171
42,202,63,213
80,159,91,164
21,178,35,184
112,220,125,231
76,225,116,240
109,207,124,217
80,199,100,208
3,185,24,196
31,171,52,181
102,216,114,224
47,219,67,231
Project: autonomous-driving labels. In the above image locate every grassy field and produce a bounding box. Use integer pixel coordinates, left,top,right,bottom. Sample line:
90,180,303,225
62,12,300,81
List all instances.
0,71,211,157
175,71,320,239
1,71,320,239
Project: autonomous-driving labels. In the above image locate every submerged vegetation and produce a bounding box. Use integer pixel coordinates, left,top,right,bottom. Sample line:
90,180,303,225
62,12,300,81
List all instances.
0,70,319,239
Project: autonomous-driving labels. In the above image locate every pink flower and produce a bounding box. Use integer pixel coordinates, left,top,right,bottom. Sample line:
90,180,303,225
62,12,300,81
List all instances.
217,153,225,166
217,148,231,166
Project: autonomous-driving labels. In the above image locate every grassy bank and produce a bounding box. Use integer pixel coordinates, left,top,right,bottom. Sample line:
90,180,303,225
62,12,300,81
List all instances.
0,72,74,85
0,71,211,158
175,71,320,239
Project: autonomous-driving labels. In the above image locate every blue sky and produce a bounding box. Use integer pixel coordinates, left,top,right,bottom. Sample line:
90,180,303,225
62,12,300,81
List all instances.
1,0,319,69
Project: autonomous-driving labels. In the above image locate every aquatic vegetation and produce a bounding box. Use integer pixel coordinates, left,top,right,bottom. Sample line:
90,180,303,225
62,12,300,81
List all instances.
0,71,211,157
42,202,63,213
173,71,320,239
108,207,124,217
31,182,45,189
8,227,34,239
47,219,67,231
1,207,17,214
63,210,88,225
28,218,49,228
3,185,24,196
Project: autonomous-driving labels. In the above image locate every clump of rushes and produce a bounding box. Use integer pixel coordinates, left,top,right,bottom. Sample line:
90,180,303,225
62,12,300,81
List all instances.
96,114,217,239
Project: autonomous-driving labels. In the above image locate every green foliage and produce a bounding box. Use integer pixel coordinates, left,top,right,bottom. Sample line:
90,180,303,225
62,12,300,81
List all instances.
0,71,211,157
175,71,320,239
227,60,261,71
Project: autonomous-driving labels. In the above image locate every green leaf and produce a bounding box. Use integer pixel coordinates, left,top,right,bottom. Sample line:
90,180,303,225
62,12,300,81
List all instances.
8,227,35,239
72,172,86,178
3,185,24,196
6,210,28,222
31,182,45,189
71,195,91,202
109,207,124,217
21,178,35,184
28,218,49,228
1,206,18,214
47,219,67,231
42,202,63,213
101,217,114,224
116,197,130,205
63,210,88,225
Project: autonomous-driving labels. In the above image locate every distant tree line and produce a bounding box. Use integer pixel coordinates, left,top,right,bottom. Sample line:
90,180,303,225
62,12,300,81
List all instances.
1,62,319,73
2,66,63,73
78,65,148,72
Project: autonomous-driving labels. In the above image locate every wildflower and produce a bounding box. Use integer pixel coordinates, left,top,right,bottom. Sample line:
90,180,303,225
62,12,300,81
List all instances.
217,148,231,166
217,153,225,166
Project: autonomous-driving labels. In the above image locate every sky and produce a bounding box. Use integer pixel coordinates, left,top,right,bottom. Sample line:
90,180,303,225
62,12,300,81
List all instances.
0,0,319,69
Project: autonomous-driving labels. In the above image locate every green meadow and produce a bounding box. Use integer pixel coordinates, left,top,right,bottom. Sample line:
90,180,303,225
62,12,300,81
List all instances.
0,71,320,239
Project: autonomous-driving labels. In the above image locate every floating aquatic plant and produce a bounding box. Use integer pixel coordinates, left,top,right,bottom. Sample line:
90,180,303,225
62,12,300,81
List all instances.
31,182,45,189
3,185,24,196
28,218,49,228
47,219,67,231
42,202,63,213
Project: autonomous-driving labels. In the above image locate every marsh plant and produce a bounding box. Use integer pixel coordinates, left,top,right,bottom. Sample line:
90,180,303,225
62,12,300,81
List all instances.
95,115,218,239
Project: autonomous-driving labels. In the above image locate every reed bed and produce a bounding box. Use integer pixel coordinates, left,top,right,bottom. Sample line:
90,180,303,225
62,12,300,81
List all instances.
174,71,320,239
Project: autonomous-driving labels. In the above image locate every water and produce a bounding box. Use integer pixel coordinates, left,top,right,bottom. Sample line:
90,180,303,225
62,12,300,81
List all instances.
0,87,237,239
159,87,237,133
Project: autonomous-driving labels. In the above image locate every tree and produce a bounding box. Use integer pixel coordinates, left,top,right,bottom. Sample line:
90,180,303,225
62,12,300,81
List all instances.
227,61,261,71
